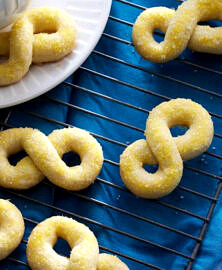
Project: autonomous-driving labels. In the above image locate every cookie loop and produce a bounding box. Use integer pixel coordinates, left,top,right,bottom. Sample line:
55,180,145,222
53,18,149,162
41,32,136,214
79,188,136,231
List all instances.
0,128,43,189
0,7,77,85
27,216,99,270
0,199,24,260
132,0,222,62
0,15,33,85
28,7,77,64
27,217,129,270
0,127,103,190
120,99,213,198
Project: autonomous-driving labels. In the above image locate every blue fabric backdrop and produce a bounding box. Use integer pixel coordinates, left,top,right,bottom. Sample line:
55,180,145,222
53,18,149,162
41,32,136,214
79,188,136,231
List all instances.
0,0,222,269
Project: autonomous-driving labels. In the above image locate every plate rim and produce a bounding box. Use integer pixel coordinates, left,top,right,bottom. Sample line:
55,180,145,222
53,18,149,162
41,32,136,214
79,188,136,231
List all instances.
0,0,112,109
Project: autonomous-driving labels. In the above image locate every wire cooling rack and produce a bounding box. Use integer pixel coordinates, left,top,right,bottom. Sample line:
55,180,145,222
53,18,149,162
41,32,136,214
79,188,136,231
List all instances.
1,0,222,269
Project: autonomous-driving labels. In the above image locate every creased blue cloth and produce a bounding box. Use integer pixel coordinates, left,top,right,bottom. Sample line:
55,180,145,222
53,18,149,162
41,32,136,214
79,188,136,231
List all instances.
1,0,222,269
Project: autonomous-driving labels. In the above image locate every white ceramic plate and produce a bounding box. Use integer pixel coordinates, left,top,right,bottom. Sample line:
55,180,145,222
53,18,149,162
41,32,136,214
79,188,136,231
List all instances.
0,0,112,108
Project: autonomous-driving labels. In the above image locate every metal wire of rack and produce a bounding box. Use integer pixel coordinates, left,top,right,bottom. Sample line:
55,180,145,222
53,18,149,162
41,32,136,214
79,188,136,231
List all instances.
0,0,222,269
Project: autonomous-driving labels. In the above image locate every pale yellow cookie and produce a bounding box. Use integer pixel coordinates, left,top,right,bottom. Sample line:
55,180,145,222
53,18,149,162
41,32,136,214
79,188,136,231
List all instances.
27,217,129,270
0,7,77,85
0,199,24,260
0,127,103,190
132,0,222,62
120,99,213,198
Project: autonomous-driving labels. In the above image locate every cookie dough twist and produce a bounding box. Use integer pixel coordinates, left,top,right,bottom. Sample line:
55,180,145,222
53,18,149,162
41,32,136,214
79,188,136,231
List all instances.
27,216,129,270
132,0,222,62
0,199,24,260
120,99,214,198
0,7,77,85
0,127,103,190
